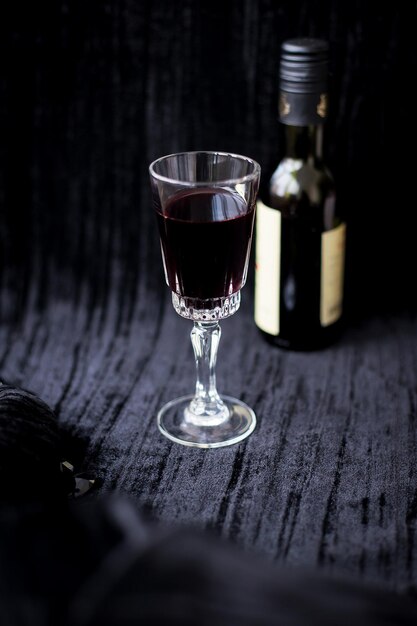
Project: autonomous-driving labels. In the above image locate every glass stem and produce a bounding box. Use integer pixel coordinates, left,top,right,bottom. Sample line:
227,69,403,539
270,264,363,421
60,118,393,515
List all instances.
187,321,228,423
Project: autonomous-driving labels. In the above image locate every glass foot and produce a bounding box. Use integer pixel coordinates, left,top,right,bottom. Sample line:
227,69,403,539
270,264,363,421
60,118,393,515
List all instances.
157,394,256,448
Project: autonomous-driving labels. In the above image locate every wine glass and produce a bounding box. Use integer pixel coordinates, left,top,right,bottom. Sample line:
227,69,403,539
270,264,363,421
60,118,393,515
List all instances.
149,151,260,448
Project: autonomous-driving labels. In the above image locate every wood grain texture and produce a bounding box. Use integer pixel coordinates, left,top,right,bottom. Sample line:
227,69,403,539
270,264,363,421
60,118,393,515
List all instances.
1,0,417,595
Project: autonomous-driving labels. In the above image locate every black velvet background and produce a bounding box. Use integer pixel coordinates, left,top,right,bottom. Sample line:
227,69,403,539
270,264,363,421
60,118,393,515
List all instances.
1,1,416,318
1,2,417,623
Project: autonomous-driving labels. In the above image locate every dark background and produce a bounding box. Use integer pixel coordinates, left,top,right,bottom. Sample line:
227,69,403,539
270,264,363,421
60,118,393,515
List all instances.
1,2,417,619
1,0,416,322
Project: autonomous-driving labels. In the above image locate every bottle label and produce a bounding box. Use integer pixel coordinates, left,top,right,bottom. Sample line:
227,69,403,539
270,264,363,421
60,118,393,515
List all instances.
254,200,281,336
320,222,346,327
279,91,328,126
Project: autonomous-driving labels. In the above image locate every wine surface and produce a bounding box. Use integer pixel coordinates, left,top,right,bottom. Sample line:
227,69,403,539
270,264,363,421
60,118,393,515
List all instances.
156,188,255,300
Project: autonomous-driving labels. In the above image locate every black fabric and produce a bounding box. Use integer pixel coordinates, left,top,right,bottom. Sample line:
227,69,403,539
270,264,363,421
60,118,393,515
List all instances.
0,384,64,498
1,498,417,626
1,1,417,623
0,1,416,317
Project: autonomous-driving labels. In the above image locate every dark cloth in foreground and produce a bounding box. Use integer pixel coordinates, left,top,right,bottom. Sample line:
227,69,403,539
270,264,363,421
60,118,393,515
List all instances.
1,498,416,626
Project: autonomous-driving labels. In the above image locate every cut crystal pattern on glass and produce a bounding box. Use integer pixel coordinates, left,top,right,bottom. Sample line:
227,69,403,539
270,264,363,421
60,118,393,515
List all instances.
172,291,241,321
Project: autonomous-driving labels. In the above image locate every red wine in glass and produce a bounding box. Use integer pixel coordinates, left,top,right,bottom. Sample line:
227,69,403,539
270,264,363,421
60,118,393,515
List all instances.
155,188,255,302
149,151,260,449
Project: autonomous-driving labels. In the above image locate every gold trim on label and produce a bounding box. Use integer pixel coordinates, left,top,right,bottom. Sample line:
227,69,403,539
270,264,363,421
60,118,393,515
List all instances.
317,94,328,118
279,93,290,116
320,222,346,327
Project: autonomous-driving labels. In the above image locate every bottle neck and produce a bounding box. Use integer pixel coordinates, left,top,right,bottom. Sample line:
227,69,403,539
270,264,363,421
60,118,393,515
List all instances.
283,124,324,162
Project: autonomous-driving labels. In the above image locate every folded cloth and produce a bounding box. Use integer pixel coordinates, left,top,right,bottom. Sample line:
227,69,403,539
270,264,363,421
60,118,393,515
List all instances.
0,383,63,499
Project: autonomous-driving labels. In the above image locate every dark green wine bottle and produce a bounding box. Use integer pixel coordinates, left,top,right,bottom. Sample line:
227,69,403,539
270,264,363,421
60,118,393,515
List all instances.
254,38,346,350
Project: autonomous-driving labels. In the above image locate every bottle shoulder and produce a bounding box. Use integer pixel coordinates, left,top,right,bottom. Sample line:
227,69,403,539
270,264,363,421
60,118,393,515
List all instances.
268,157,335,210
270,157,334,192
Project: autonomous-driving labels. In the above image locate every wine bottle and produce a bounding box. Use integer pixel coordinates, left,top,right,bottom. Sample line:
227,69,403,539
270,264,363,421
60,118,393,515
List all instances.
254,38,346,350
